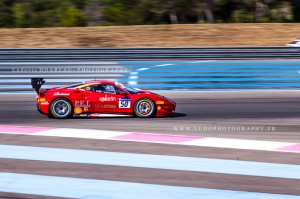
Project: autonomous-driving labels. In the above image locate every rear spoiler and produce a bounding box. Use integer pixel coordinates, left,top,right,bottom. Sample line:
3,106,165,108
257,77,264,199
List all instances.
31,78,45,94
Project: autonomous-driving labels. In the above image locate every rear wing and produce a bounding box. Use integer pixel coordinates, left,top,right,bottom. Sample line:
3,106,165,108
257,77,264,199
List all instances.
31,78,45,94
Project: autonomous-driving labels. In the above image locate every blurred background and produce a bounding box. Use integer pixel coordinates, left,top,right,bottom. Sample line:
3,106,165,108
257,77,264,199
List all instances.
0,0,300,27
0,0,300,48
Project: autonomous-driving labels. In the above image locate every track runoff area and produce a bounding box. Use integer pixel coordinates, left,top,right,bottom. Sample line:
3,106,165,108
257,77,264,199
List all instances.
0,124,300,199
1,60,300,198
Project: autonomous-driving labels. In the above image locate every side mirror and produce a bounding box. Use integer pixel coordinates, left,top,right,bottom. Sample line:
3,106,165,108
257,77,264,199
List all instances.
119,91,127,96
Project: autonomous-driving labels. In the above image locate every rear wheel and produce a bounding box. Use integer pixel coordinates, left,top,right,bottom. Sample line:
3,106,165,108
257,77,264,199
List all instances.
134,98,156,118
50,98,72,119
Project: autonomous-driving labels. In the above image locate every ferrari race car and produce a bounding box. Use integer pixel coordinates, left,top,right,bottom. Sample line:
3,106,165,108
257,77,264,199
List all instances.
31,78,176,119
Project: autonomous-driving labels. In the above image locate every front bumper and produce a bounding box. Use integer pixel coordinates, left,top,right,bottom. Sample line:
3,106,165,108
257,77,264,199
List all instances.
156,104,176,117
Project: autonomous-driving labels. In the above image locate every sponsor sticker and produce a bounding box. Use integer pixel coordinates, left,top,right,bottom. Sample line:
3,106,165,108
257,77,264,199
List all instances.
54,92,70,96
119,98,131,108
75,100,90,108
100,95,116,102
93,104,116,109
74,107,82,114
103,104,116,109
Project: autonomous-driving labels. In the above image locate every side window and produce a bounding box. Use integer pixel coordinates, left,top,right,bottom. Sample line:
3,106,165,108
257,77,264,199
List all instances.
85,86,93,91
93,84,117,94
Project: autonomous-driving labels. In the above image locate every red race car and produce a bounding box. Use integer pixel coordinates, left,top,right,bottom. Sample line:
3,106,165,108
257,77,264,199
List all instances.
31,78,176,119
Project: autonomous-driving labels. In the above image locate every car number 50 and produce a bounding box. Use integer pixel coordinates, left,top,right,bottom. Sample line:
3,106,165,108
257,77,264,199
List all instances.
119,100,131,108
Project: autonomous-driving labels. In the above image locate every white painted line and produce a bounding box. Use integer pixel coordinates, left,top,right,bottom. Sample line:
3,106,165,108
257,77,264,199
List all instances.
129,76,138,80
128,63,174,85
138,68,149,71
128,81,138,85
128,72,139,85
1,145,300,179
155,64,173,67
2,172,299,199
184,137,291,151
37,128,128,139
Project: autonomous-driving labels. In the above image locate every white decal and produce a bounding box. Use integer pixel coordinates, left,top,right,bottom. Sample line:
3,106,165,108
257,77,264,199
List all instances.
119,98,131,108
75,100,90,108
100,95,116,102
54,92,70,96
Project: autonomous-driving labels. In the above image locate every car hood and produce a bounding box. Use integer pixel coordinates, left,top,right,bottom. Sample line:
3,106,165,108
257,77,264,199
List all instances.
137,90,175,104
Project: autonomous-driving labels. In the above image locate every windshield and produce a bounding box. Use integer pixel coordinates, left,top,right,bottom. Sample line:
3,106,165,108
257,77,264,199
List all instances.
115,82,139,94
63,82,84,88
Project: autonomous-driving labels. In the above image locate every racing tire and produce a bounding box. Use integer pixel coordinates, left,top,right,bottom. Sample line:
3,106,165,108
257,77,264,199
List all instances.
134,98,156,118
50,98,73,119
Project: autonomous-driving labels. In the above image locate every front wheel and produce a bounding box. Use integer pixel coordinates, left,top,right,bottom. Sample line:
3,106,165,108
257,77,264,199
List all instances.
134,98,156,118
50,98,72,119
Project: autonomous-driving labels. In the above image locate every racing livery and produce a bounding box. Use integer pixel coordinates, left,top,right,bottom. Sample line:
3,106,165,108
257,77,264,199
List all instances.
31,78,176,119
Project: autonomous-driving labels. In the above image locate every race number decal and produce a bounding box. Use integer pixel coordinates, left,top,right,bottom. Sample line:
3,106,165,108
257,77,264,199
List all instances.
119,98,131,108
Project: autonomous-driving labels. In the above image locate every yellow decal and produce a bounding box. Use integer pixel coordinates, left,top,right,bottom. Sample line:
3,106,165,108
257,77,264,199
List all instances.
74,107,82,114
157,106,161,110
39,98,46,102
156,101,164,105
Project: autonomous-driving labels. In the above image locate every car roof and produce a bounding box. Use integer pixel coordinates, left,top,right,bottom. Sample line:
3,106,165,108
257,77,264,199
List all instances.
84,80,115,84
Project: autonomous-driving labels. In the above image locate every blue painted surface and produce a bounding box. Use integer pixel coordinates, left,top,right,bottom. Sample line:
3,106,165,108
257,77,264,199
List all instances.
1,145,300,179
133,83,300,88
120,61,300,89
1,60,300,91
1,173,299,199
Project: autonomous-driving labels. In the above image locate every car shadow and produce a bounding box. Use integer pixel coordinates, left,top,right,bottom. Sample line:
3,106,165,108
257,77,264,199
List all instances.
173,112,186,118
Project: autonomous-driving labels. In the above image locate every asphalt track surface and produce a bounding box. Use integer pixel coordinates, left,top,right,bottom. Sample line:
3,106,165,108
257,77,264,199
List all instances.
0,91,300,142
1,91,300,198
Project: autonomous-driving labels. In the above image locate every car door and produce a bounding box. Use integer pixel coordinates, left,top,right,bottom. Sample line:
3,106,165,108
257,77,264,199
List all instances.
84,84,131,114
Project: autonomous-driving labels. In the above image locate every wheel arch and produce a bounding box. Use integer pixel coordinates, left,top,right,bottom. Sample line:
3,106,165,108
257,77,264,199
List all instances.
133,97,156,118
49,97,74,119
